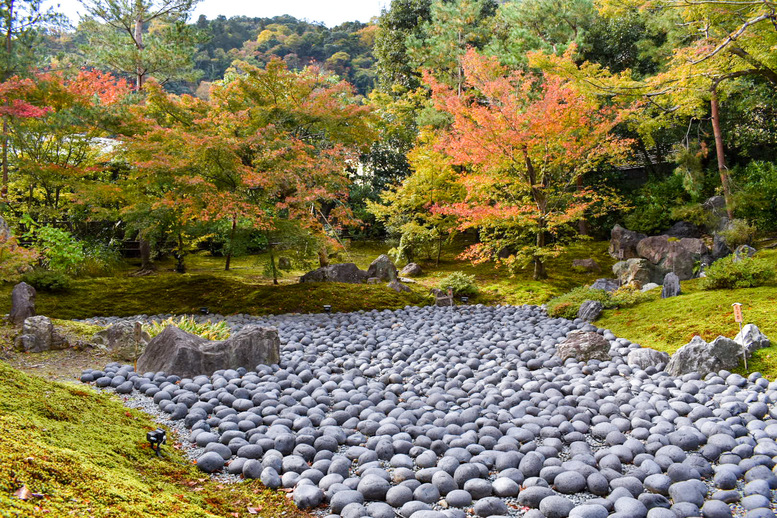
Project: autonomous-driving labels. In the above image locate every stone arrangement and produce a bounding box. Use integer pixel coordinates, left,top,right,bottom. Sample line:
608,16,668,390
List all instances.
80,305,777,518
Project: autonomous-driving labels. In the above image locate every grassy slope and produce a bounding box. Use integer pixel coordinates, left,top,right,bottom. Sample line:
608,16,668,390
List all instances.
0,361,308,518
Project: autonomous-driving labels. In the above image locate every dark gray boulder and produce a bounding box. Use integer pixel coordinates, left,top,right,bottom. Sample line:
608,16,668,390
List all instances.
577,300,603,322
400,263,423,277
299,263,368,283
9,282,36,326
666,335,742,377
609,224,647,260
591,278,619,293
661,272,681,298
556,331,611,363
366,254,398,282
702,196,729,232
712,233,732,260
14,315,68,353
627,348,670,370
93,321,151,362
136,325,280,378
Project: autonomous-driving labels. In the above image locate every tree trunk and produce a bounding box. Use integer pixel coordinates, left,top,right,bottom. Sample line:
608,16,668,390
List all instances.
224,214,237,271
269,243,278,285
576,175,588,236
1,0,14,202
710,86,734,220
134,0,144,90
522,148,549,280
318,246,329,268
175,233,186,273
139,238,154,272
436,234,443,267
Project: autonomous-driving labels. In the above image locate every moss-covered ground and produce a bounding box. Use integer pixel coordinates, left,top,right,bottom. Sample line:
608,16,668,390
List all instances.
0,360,310,518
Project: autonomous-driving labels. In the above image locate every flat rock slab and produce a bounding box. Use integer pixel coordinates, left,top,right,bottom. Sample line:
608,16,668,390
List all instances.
556,330,611,363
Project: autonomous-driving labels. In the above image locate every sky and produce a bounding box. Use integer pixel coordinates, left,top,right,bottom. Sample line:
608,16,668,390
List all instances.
44,0,391,28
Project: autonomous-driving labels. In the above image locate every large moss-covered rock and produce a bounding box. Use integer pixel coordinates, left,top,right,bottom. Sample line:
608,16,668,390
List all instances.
93,321,151,362
136,325,280,378
366,254,398,282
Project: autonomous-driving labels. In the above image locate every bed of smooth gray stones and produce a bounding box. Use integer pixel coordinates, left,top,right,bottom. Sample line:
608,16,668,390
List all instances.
79,304,777,518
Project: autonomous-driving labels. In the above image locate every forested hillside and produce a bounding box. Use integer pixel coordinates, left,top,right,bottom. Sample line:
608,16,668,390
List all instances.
1,0,775,284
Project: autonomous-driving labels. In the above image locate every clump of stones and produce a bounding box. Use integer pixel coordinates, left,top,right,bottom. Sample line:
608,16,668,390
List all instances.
81,305,777,518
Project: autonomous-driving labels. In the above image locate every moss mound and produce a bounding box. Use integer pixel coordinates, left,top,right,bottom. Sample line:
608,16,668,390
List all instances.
0,361,308,517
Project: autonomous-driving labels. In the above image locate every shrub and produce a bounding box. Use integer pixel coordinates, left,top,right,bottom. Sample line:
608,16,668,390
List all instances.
719,219,757,248
23,224,85,273
0,236,38,282
146,316,231,341
732,160,777,232
546,286,610,319
546,284,656,319
701,256,776,289
21,268,73,291
437,271,478,296
147,315,230,340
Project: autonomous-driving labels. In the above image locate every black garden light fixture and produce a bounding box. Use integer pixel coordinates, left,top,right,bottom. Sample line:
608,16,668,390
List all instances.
147,428,166,457
323,304,332,314
461,296,469,304
199,307,210,315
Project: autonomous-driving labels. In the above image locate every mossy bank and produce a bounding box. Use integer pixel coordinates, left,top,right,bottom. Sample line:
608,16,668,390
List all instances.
0,361,309,518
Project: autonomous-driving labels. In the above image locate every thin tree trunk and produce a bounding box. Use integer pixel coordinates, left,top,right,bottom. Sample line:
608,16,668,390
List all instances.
710,86,734,220
534,219,547,280
175,232,186,273
436,234,443,267
225,214,236,271
318,246,329,268
576,175,588,236
139,238,154,272
269,243,278,285
522,147,548,280
1,0,14,202
134,0,144,90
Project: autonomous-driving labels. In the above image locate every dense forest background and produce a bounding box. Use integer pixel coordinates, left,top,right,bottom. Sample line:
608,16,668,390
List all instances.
1,0,776,282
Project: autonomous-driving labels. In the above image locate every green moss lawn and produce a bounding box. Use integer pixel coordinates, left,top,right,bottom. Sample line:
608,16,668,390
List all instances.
0,361,309,518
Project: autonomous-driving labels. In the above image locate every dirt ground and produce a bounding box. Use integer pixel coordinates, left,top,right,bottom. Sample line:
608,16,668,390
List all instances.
1,337,111,383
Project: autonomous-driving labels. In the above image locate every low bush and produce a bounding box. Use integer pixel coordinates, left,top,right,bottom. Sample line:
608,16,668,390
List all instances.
701,256,775,289
21,268,73,292
146,315,231,340
546,286,610,319
719,219,757,249
546,284,656,319
437,271,478,296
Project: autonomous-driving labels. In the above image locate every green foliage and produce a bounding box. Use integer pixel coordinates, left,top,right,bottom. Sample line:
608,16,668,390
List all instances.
21,268,73,292
719,219,757,248
0,235,38,282
669,203,710,228
436,271,478,296
146,315,231,341
732,161,777,232
701,256,775,290
546,284,655,319
0,360,309,518
23,223,85,273
623,174,688,235
546,286,610,319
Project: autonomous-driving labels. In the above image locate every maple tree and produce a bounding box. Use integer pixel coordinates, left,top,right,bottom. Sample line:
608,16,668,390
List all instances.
426,49,629,279
5,69,132,222
114,60,374,273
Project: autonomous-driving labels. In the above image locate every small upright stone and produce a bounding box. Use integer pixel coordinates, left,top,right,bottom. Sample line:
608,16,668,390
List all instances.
735,324,771,356
577,300,603,322
661,272,681,299
14,316,68,353
366,254,398,282
9,282,36,326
